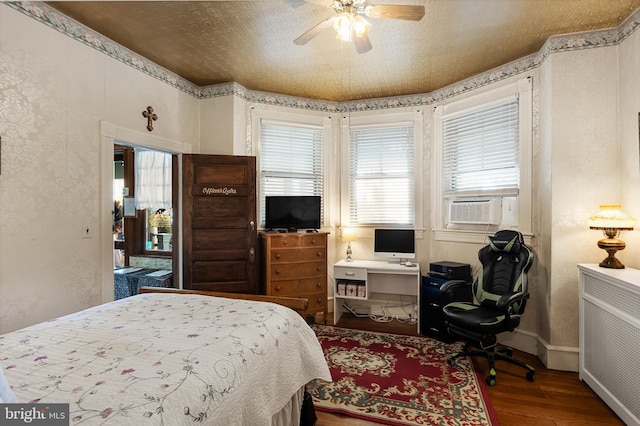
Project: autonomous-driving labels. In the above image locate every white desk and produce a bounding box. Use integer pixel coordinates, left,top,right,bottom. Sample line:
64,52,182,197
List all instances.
333,259,421,331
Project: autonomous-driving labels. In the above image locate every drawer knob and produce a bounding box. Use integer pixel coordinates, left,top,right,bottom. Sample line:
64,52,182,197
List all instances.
345,272,355,276
311,238,316,244
275,254,281,259
316,298,322,303
276,286,281,291
316,282,321,288
275,269,281,275
316,251,322,257
316,266,321,272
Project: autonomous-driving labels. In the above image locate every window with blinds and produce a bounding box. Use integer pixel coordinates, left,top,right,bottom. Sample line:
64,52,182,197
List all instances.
348,125,414,225
442,97,519,195
259,121,324,225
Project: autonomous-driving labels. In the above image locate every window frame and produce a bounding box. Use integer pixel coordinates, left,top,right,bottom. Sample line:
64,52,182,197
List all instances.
251,107,332,230
340,109,424,237
432,77,532,243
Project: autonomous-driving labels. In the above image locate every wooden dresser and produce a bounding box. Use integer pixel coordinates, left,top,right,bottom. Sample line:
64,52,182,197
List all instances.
260,232,328,322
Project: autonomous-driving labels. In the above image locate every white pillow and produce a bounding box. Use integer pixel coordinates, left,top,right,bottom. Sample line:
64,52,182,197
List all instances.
0,365,17,403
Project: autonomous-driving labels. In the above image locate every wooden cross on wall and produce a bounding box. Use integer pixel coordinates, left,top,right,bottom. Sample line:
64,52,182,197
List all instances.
142,106,158,132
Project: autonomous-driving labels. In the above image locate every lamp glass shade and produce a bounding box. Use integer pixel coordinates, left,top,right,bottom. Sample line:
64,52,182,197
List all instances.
341,227,356,242
588,205,635,269
587,205,635,230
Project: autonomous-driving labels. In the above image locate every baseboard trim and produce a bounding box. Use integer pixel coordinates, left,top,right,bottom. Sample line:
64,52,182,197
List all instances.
497,327,537,354
498,329,579,372
536,336,579,372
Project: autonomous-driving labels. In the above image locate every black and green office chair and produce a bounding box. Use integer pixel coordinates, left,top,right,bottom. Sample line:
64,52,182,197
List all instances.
442,230,535,386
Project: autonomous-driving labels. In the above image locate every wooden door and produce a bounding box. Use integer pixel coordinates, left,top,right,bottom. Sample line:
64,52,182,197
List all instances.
182,154,257,293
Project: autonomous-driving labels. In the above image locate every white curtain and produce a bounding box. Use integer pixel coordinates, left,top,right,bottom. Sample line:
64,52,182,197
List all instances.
134,150,172,210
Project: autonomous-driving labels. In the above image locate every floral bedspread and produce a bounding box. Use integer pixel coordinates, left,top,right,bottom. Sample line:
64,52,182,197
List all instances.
0,293,331,425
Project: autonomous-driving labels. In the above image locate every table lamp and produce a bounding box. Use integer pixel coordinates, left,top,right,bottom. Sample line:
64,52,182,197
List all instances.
587,205,635,269
341,227,356,262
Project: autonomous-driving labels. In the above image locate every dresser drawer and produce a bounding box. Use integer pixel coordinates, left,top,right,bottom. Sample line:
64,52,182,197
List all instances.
271,247,326,263
335,266,367,281
307,293,327,311
298,233,326,248
268,234,302,248
270,278,325,296
267,233,327,248
271,260,326,280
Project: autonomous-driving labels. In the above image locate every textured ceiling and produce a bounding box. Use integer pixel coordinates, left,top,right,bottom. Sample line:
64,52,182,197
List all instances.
47,0,640,102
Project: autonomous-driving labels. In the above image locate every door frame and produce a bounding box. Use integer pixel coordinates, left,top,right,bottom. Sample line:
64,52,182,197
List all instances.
100,121,192,304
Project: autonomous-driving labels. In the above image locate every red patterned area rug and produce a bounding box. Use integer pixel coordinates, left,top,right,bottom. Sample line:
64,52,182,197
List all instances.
308,325,498,425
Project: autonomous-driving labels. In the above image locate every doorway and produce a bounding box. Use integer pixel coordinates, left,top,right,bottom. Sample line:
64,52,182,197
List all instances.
112,144,179,300
99,121,192,304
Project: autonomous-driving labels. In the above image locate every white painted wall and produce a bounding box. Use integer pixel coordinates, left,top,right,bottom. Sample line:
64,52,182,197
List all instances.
199,94,249,155
0,6,199,333
618,28,640,257
548,45,621,344
200,96,235,155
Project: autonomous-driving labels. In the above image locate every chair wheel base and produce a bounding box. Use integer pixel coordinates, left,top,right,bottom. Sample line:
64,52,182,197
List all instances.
447,346,536,386
526,370,536,382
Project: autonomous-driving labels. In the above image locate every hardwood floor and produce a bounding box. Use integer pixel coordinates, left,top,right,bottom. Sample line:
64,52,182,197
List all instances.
315,314,623,426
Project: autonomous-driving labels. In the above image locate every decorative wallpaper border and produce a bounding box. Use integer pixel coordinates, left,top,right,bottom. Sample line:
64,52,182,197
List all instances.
5,2,640,112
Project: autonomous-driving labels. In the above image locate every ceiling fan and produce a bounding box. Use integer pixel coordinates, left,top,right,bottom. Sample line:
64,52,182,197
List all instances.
294,0,425,54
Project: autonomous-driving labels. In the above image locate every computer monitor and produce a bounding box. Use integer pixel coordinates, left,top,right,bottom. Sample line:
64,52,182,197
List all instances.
374,228,416,262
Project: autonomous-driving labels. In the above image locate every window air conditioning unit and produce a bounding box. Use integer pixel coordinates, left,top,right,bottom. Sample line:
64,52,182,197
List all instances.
448,198,502,225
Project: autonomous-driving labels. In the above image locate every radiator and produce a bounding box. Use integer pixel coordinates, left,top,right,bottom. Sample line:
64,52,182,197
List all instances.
578,264,640,426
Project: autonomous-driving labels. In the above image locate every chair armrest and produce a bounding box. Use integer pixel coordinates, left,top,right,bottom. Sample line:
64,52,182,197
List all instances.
496,291,529,311
440,280,473,303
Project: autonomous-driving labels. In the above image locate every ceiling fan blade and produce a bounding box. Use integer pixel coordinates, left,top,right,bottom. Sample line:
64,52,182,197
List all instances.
284,0,307,8
294,17,337,45
303,0,334,6
365,4,425,21
353,33,373,54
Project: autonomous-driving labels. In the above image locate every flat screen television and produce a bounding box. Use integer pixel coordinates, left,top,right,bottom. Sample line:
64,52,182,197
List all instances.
374,228,415,261
265,195,321,231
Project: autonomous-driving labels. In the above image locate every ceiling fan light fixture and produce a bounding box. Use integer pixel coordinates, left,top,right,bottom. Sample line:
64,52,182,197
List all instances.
334,12,353,41
352,15,371,38
296,0,424,53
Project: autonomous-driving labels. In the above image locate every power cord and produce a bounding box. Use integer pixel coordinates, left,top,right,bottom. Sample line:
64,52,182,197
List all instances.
343,295,419,324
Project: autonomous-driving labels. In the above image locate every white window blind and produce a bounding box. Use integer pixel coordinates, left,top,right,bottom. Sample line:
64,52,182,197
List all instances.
259,121,324,224
348,125,414,224
442,97,519,194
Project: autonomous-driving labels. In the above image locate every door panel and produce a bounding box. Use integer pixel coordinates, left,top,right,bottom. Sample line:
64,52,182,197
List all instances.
194,229,248,251
194,164,248,184
193,261,247,283
182,154,257,293
192,197,249,228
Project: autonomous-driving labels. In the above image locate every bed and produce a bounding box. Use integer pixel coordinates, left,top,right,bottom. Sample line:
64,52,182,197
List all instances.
0,288,331,425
